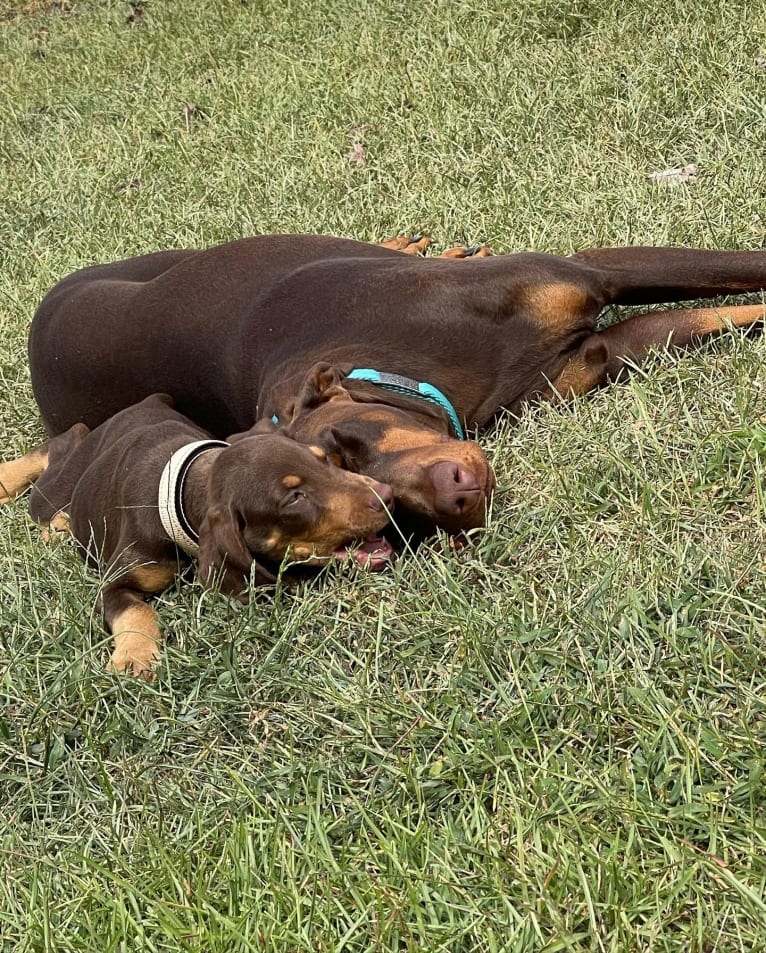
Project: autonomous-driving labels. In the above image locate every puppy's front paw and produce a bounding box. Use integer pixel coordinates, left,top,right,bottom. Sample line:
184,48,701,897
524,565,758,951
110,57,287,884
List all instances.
40,511,71,543
108,636,160,681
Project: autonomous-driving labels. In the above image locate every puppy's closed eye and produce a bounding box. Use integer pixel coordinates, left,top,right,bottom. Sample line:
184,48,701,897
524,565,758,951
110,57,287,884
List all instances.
284,489,307,507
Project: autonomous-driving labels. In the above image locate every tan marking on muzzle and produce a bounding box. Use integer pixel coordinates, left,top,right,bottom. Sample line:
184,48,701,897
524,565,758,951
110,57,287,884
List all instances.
280,482,390,560
373,426,445,455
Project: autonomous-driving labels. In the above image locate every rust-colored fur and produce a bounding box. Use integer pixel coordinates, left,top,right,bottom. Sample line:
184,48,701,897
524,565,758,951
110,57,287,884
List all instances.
8,394,393,678
25,236,766,538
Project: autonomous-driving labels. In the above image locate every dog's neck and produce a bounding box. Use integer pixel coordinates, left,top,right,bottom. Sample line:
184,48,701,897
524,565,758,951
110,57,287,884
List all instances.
178,447,226,544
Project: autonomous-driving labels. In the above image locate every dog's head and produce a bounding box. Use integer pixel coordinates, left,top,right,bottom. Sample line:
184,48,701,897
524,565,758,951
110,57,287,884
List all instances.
197,431,394,599
278,362,495,537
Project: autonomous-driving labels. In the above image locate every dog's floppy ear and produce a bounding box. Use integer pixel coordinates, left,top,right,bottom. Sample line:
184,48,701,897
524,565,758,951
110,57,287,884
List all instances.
290,362,352,419
197,504,277,601
313,424,368,471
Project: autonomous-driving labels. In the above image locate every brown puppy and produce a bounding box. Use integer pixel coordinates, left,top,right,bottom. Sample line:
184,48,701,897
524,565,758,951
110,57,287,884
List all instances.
17,394,394,678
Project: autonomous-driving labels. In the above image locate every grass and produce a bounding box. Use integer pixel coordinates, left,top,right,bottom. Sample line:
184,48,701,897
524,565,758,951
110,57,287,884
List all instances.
1,0,766,949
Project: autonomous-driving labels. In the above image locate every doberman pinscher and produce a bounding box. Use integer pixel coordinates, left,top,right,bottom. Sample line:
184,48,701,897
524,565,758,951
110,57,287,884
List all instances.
20,393,394,677
7,235,766,536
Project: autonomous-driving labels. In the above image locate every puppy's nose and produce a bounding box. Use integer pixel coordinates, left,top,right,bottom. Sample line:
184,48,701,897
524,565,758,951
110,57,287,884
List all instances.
368,480,394,511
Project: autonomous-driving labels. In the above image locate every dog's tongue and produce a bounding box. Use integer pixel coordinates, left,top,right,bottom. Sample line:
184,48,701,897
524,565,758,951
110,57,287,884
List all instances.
335,535,394,571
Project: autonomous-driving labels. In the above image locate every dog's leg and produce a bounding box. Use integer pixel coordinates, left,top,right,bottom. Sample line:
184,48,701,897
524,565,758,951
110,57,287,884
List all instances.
0,422,90,504
378,237,493,258
103,564,176,680
570,247,766,306
550,302,766,396
0,444,50,503
437,245,494,259
106,591,162,681
40,510,71,543
376,235,432,255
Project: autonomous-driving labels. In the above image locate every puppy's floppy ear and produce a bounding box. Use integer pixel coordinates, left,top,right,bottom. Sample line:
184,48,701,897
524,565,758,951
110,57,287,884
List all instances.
197,504,277,602
290,362,352,420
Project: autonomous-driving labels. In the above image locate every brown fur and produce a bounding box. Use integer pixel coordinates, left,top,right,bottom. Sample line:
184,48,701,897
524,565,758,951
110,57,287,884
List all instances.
19,394,394,678
21,235,766,538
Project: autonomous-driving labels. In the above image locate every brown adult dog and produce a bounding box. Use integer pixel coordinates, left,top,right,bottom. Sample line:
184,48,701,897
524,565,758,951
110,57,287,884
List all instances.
17,394,394,677
8,235,766,536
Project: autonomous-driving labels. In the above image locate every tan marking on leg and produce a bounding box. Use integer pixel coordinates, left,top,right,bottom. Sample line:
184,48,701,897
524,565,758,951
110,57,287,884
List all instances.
376,235,432,255
437,245,494,259
549,302,766,399
108,602,162,680
0,446,50,503
549,351,607,398
377,235,413,251
40,510,71,543
547,330,618,398
519,281,590,329
665,303,766,335
131,563,177,592
400,236,431,255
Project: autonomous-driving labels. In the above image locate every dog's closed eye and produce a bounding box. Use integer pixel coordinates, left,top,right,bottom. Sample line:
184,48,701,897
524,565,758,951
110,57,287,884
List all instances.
284,489,307,507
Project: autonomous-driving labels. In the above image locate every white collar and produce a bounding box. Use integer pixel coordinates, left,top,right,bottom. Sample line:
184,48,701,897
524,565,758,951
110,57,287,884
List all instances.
158,440,228,556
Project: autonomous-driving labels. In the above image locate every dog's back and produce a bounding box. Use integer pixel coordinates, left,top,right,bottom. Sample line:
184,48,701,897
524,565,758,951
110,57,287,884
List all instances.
30,394,207,562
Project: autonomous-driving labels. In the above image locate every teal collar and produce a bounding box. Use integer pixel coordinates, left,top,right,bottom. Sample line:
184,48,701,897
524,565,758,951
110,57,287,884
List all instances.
345,368,465,440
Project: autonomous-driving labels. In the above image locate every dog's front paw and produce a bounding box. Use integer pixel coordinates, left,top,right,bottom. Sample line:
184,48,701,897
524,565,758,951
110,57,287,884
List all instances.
108,636,160,681
438,244,494,259
376,234,432,255
40,511,71,543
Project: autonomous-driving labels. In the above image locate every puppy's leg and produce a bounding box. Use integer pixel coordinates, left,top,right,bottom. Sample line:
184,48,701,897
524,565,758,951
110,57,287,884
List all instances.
550,302,766,397
40,510,71,543
0,443,50,503
103,563,176,680
0,422,89,504
106,591,162,681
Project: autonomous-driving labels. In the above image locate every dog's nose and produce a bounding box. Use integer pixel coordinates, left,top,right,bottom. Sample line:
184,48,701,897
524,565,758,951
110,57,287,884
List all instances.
430,461,482,517
368,480,394,511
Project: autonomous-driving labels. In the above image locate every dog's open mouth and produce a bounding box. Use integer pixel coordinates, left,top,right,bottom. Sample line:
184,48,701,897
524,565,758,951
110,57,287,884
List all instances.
335,534,394,571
